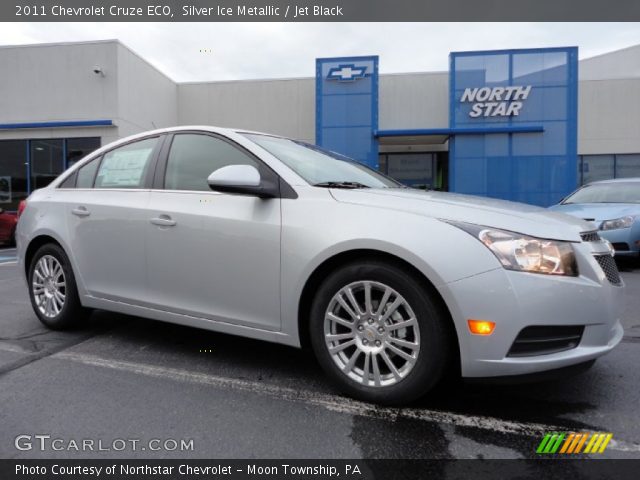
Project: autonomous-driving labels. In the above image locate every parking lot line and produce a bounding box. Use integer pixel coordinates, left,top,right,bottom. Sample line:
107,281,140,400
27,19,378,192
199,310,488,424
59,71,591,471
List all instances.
53,350,640,453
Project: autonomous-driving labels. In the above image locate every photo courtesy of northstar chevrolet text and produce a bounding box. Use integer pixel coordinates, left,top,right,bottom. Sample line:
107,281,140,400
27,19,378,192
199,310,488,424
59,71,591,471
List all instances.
0,1,639,478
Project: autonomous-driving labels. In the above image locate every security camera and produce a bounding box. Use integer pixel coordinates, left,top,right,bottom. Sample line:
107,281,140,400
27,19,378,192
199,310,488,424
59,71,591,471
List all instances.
92,65,105,76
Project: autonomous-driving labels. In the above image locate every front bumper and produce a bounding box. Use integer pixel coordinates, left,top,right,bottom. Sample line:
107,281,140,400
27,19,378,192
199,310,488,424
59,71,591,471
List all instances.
440,241,624,378
599,227,640,257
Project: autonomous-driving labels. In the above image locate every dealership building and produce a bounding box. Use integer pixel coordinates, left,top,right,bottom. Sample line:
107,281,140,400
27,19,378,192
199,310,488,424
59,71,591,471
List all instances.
1,39,639,211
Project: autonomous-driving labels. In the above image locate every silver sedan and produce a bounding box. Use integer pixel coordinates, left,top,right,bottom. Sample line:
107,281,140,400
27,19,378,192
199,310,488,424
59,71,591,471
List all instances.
16,126,624,404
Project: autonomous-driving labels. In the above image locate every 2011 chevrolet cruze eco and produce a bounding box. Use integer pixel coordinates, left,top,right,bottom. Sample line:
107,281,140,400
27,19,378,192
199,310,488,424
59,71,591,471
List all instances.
17,127,624,404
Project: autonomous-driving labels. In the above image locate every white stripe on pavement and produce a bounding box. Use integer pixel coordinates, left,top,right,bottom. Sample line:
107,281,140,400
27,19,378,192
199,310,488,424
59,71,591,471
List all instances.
53,351,640,453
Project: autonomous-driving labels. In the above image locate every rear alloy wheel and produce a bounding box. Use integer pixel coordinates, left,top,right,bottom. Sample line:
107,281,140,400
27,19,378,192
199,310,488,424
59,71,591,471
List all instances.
28,243,89,329
310,261,451,405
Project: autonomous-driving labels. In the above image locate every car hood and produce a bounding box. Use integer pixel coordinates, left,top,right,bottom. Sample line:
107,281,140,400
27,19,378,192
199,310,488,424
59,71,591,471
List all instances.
330,188,593,242
548,203,640,223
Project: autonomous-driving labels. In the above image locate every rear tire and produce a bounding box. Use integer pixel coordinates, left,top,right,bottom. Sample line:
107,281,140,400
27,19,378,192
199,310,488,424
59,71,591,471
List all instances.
310,260,451,405
28,243,89,330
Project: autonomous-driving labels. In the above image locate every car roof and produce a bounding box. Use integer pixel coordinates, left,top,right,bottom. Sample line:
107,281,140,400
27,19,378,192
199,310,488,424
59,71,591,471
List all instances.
586,177,640,185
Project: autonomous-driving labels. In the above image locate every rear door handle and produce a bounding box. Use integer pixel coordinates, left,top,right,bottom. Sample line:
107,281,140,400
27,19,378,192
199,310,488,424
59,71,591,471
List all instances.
71,206,90,217
150,215,176,227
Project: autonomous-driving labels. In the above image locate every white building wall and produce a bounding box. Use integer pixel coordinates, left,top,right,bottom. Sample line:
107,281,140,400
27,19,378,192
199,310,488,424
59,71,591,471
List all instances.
0,40,119,143
178,78,315,143
379,72,449,130
578,78,640,155
116,43,177,138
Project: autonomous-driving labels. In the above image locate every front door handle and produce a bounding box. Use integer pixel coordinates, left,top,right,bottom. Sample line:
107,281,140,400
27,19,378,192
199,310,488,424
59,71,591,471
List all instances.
71,206,90,217
150,215,176,227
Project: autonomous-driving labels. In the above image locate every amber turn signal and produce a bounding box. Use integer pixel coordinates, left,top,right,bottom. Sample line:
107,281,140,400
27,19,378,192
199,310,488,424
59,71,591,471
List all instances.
467,319,496,335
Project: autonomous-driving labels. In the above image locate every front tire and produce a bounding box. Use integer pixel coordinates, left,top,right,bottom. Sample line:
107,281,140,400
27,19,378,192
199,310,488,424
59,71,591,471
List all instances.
310,261,451,405
28,243,89,330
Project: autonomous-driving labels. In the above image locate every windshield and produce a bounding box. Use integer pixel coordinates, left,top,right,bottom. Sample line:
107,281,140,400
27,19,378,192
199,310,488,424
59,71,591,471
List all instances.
243,134,401,188
562,182,640,204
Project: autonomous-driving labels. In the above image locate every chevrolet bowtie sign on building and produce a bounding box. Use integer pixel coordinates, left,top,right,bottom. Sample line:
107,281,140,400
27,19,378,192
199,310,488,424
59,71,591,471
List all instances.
316,56,379,169
326,64,368,82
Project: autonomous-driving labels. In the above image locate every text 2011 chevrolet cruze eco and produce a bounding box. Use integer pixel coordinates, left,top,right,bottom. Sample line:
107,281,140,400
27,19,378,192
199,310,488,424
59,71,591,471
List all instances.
17,126,624,404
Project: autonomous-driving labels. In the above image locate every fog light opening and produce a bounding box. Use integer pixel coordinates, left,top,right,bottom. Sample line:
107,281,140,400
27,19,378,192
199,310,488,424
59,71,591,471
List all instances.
468,319,496,336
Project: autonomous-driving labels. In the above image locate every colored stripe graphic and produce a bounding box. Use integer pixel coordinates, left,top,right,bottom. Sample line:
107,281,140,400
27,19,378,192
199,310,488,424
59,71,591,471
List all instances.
537,432,613,454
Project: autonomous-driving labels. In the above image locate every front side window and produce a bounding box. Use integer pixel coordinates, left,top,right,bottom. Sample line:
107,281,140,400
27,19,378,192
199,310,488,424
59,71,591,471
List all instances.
164,134,259,191
95,137,158,189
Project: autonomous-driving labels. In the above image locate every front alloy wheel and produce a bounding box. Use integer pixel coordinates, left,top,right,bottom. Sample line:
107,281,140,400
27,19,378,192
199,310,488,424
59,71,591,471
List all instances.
310,261,451,405
324,281,420,387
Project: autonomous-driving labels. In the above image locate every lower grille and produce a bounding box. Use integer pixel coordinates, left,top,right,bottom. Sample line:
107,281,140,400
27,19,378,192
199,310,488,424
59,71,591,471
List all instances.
580,231,600,242
595,254,622,285
507,326,585,357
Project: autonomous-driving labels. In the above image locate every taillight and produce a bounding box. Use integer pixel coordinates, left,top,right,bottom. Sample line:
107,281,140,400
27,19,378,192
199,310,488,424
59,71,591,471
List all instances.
17,199,27,220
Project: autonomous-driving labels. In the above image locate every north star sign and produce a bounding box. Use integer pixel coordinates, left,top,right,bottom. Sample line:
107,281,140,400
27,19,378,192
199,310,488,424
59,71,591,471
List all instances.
461,85,532,118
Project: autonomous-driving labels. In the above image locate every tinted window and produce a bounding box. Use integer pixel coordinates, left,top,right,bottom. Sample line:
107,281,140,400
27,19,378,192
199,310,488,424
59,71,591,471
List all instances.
165,134,259,191
76,157,101,188
244,134,399,188
95,137,158,189
66,137,101,168
563,182,640,204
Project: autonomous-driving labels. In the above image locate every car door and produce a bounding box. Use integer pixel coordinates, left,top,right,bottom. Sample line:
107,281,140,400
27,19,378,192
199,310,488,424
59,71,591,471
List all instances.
145,132,282,330
65,135,163,302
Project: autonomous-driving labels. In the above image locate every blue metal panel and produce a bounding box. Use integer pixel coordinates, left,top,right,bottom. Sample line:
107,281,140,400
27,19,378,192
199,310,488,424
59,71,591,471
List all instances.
449,47,578,207
375,126,544,137
0,120,113,130
316,56,379,169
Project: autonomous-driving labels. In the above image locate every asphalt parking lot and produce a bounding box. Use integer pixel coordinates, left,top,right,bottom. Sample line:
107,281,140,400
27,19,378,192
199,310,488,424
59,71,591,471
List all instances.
0,246,639,460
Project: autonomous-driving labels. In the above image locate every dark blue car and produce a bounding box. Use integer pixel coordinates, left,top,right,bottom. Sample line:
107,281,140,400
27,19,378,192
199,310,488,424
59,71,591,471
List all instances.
549,178,640,257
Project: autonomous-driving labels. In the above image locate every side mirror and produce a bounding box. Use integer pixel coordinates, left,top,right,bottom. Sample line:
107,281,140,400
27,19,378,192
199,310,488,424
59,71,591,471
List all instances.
0,207,4,215
207,165,277,198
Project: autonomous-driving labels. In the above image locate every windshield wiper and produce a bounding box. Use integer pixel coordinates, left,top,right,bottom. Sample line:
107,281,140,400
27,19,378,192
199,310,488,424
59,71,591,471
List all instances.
313,181,371,189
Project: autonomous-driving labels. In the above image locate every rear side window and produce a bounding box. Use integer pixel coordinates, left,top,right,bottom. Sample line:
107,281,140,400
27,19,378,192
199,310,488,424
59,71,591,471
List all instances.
76,157,101,188
95,137,158,189
164,134,259,191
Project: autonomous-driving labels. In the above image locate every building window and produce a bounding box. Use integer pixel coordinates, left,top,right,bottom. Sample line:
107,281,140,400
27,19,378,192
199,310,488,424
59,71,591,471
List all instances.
379,152,448,190
579,154,640,185
0,140,28,212
67,137,101,168
0,137,101,210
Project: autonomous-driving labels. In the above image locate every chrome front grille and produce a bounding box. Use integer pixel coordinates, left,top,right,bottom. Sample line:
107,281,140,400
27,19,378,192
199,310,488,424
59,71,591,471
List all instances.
594,254,622,285
580,231,601,242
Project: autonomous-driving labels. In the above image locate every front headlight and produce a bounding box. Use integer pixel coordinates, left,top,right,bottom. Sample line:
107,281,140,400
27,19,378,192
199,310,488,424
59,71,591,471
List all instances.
600,215,636,231
450,222,578,276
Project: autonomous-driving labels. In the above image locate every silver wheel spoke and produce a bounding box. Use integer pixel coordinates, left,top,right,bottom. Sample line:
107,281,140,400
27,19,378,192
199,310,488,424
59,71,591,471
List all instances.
326,332,354,342
388,336,419,351
380,297,403,323
387,318,417,331
345,288,364,316
326,312,354,329
336,293,359,320
362,352,371,385
380,351,402,381
371,353,382,386
385,341,417,363
376,287,392,316
343,349,361,373
328,338,356,354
